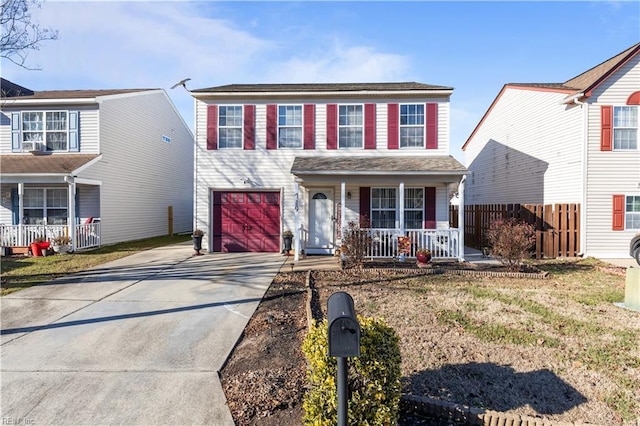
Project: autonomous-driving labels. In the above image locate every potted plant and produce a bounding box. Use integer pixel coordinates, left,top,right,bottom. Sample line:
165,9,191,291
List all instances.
30,236,50,257
397,236,411,262
192,229,204,256
282,230,294,255
416,248,432,264
51,235,71,254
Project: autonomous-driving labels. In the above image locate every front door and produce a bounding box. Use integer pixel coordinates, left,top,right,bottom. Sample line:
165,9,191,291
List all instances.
307,189,334,255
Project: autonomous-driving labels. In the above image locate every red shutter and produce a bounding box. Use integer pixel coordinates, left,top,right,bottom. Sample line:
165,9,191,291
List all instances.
612,194,625,231
387,103,398,149
206,105,218,150
359,187,371,227
243,105,255,150
424,187,436,229
426,103,438,149
364,103,376,149
327,104,337,150
304,104,315,150
266,104,277,150
600,105,612,151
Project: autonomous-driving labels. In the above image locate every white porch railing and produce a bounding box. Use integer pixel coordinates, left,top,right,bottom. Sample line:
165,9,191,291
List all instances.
362,228,461,259
0,223,101,251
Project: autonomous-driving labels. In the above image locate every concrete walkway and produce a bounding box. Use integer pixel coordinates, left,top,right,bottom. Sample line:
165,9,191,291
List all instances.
1,243,285,426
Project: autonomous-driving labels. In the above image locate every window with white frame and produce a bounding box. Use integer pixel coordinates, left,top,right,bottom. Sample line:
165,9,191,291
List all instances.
400,104,424,148
218,106,243,148
22,111,68,151
404,188,424,229
613,106,638,150
278,105,302,148
627,195,640,229
338,105,363,148
22,188,68,225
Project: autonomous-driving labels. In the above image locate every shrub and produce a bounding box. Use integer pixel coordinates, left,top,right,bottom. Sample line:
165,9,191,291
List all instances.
302,316,402,426
340,220,372,268
486,218,535,271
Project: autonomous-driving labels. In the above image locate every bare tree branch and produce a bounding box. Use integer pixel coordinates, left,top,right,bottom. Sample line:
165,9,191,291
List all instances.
1,0,58,70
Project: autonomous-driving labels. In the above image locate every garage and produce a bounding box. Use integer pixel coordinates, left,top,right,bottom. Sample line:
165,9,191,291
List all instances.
212,191,281,252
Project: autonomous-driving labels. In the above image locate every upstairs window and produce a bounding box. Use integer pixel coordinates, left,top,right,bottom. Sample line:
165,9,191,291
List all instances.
218,106,243,148
339,105,363,148
400,104,424,148
278,105,302,148
613,106,638,150
21,111,68,151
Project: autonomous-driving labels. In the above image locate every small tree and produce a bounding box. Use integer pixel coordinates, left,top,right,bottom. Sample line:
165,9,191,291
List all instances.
340,220,372,268
486,218,535,271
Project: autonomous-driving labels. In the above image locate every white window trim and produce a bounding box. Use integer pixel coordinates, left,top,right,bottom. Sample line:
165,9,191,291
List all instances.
613,105,639,151
218,105,243,149
277,104,303,149
21,110,69,152
399,103,425,149
404,187,424,229
626,194,640,230
338,104,364,149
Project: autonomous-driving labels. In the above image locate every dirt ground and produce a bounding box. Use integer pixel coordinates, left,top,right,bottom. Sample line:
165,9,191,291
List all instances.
220,260,639,425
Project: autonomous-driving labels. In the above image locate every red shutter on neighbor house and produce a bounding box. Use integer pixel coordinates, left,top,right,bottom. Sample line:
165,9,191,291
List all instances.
304,104,315,150
243,105,255,150
612,194,625,231
327,104,338,150
424,187,436,229
206,105,218,150
426,103,438,149
266,104,277,150
600,105,613,151
387,103,399,149
364,103,376,149
359,187,371,227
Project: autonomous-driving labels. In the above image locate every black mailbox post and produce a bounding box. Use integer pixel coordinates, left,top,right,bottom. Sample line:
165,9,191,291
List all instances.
327,291,361,426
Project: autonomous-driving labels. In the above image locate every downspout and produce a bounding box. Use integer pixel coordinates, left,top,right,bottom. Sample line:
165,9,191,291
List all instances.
18,182,24,246
65,175,77,252
294,182,300,261
340,181,346,245
573,95,587,257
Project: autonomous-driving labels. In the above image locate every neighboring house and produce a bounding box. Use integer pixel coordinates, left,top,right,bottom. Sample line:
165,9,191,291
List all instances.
0,78,194,251
190,82,468,260
462,43,640,258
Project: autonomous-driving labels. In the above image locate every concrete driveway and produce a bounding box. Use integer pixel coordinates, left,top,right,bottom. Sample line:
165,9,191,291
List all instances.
1,243,285,425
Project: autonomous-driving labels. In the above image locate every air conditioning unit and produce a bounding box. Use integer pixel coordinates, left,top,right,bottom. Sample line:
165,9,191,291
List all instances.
22,142,45,153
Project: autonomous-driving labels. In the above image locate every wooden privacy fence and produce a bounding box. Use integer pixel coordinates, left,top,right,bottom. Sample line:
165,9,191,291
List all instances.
450,204,581,259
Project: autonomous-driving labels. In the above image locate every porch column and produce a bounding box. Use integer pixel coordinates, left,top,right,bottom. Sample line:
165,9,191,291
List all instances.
458,178,466,262
293,182,300,261
17,182,24,246
398,182,405,234
340,181,346,242
67,177,77,252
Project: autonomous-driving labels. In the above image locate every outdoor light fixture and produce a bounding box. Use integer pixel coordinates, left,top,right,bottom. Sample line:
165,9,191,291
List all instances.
347,191,352,199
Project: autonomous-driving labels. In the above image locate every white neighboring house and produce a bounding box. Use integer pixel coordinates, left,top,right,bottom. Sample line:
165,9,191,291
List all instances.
0,79,194,251
462,43,640,259
190,82,468,260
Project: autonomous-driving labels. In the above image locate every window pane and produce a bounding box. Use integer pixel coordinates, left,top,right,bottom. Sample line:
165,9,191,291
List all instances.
24,189,44,207
614,129,638,150
47,189,68,208
279,128,302,148
46,112,67,131
47,132,68,150
339,128,362,148
23,209,44,224
614,106,637,127
627,196,640,230
219,106,242,126
219,128,242,148
372,211,396,228
22,112,43,131
404,211,423,229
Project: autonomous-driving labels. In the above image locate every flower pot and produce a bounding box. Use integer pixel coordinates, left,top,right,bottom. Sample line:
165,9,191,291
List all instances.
283,235,293,253
31,242,42,257
192,235,203,255
416,252,431,264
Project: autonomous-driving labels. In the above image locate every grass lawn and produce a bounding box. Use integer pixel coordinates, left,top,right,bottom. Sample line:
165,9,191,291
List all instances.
0,234,191,296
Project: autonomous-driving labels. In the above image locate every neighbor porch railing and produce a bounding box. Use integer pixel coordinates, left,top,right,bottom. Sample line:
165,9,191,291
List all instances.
0,223,101,251
359,228,460,259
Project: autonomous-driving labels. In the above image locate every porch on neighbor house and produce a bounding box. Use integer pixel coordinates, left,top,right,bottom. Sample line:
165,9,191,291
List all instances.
289,155,468,261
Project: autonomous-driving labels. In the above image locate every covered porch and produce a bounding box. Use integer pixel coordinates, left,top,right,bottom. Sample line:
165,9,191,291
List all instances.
289,156,468,261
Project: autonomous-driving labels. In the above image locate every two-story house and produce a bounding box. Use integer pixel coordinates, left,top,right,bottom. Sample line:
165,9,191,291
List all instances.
190,82,468,260
0,79,194,252
462,43,640,259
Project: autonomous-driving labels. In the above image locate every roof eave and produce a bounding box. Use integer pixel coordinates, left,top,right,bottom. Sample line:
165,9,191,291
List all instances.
191,89,454,100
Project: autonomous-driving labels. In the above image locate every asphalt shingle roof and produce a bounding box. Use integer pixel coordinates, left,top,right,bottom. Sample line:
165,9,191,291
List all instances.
291,156,467,175
0,154,100,174
192,82,453,93
1,78,157,100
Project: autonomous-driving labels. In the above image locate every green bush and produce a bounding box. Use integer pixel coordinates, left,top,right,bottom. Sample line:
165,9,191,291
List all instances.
302,316,402,425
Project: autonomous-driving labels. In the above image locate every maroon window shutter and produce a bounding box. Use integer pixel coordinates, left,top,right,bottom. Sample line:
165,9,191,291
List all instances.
426,103,438,149
304,104,315,150
364,103,376,149
206,105,218,150
266,104,277,150
424,187,436,229
359,187,371,227
243,105,255,150
601,105,612,151
612,194,625,231
387,103,398,149
326,104,337,150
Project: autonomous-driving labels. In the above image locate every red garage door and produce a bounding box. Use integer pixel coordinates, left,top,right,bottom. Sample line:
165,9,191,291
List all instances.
212,192,280,252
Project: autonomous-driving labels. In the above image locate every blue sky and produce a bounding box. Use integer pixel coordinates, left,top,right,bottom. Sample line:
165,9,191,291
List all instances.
2,1,639,162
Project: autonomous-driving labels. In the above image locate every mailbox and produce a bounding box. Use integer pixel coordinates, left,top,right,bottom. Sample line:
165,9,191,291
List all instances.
327,291,361,357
